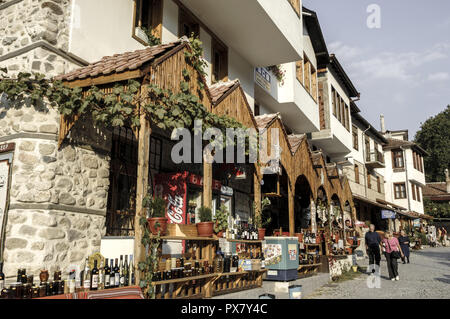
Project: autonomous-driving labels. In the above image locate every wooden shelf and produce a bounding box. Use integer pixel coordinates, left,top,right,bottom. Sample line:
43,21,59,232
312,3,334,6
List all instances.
152,273,217,285
215,270,267,277
298,263,322,269
153,235,219,241
227,239,262,244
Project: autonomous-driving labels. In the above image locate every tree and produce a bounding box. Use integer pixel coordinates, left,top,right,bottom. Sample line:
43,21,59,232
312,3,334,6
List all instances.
414,105,450,182
424,199,450,218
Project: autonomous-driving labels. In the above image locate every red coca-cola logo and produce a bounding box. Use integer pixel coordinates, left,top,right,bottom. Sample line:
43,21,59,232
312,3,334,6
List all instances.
167,194,184,224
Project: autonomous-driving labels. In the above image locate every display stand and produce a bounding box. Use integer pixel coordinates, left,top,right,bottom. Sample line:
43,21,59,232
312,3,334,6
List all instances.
211,270,267,296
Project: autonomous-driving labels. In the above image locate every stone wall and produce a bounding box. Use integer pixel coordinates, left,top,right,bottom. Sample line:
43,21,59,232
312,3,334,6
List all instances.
0,0,71,55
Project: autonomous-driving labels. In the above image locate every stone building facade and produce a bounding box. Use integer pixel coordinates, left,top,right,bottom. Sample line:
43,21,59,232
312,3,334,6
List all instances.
0,0,110,279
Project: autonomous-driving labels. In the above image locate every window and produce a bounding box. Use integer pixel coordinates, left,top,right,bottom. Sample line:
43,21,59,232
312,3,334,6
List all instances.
332,87,337,117
296,60,303,85
352,126,359,150
394,183,407,199
133,0,163,44
179,8,200,38
150,136,162,170
411,183,416,201
344,104,349,131
413,151,417,170
367,173,371,189
365,137,370,162
311,65,317,101
392,149,404,168
354,165,360,184
377,176,381,193
212,39,228,83
304,54,311,93
417,186,421,202
254,103,260,116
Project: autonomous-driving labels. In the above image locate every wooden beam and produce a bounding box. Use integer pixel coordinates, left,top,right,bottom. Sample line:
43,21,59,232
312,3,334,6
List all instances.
203,153,213,209
134,85,151,285
254,170,261,219
288,181,295,236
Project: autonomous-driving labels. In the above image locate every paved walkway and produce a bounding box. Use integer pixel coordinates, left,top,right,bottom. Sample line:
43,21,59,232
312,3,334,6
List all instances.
307,246,450,299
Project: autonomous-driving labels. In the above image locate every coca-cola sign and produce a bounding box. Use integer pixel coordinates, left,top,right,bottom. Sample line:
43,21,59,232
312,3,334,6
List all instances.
154,172,188,224
166,193,184,224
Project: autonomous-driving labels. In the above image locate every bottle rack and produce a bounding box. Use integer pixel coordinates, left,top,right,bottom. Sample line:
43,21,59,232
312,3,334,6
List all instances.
211,270,266,297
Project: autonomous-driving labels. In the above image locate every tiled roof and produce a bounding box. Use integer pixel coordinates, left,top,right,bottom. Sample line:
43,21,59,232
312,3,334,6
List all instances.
287,134,305,153
423,182,450,201
54,41,184,81
384,138,428,155
254,113,279,130
209,80,239,104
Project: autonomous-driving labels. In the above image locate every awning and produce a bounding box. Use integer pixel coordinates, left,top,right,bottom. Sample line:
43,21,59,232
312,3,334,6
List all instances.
376,198,407,211
353,195,396,212
397,211,433,220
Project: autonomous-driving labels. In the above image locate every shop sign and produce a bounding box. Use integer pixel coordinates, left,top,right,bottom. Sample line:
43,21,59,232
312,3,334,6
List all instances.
154,172,188,224
188,173,221,191
381,210,396,219
413,219,420,227
220,185,233,196
255,67,271,92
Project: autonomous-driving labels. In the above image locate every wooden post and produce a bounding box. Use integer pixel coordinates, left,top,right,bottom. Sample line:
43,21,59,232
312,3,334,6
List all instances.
203,153,213,209
288,180,295,236
134,92,151,285
254,170,261,219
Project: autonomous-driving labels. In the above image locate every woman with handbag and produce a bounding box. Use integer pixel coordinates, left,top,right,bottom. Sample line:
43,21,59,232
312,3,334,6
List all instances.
382,231,404,281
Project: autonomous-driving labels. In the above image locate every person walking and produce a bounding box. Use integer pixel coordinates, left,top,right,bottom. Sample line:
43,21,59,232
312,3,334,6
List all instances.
365,224,382,272
398,230,410,264
382,231,404,281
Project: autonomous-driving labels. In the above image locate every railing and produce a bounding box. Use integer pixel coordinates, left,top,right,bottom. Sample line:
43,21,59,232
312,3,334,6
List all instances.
366,150,385,164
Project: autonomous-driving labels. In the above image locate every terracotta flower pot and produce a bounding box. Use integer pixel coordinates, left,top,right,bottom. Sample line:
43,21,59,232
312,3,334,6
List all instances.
147,217,168,236
258,228,266,240
196,222,214,237
216,230,224,238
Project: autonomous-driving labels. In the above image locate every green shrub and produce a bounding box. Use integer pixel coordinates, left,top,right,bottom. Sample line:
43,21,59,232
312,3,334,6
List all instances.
214,205,229,233
198,206,212,223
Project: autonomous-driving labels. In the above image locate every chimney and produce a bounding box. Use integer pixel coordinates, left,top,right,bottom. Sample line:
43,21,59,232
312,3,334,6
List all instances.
380,114,386,134
446,169,450,193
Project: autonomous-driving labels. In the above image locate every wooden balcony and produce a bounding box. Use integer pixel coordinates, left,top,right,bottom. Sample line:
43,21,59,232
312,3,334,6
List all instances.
365,150,385,169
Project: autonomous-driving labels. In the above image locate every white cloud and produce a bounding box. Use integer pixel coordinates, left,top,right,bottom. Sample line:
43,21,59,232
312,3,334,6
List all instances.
427,72,449,81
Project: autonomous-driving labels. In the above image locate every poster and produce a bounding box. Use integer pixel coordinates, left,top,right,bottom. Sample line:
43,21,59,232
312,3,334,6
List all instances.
288,244,297,261
154,172,189,224
263,243,282,266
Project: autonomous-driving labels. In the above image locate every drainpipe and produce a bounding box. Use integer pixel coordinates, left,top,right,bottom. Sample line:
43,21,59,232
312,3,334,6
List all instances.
362,126,371,199
401,145,412,212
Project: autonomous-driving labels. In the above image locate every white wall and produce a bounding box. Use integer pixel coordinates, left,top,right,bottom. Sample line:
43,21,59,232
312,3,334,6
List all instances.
229,48,255,110
69,0,145,62
161,0,179,43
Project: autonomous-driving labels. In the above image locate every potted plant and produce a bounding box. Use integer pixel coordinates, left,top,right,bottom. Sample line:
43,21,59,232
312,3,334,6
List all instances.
196,206,214,237
213,205,229,238
254,197,272,240
145,196,168,236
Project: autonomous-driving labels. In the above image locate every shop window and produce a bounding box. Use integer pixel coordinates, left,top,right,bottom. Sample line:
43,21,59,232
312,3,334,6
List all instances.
179,8,200,38
392,149,404,168
133,0,163,45
150,136,162,171
354,164,360,184
212,39,228,83
352,126,359,150
394,183,407,199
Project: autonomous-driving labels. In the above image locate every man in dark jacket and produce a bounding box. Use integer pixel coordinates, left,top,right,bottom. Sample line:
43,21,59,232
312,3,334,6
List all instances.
365,224,382,271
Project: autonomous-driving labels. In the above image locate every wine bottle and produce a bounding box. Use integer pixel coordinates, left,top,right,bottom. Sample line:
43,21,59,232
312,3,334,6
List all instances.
129,255,134,285
123,255,129,286
114,258,120,288
0,262,5,290
82,258,91,291
98,259,104,290
109,259,115,288
119,255,124,287
104,258,110,289
91,260,99,291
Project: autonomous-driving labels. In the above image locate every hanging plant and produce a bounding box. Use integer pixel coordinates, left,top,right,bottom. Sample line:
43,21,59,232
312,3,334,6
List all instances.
267,65,286,86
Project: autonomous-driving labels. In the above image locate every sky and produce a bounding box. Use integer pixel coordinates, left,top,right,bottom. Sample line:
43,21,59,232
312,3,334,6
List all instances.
302,0,450,139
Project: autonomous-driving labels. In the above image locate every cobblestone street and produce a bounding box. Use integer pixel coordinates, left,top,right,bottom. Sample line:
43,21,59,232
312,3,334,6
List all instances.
307,247,450,299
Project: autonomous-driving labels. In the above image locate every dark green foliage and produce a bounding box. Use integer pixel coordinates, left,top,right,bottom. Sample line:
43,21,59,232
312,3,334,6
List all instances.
414,105,450,182
198,206,212,223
